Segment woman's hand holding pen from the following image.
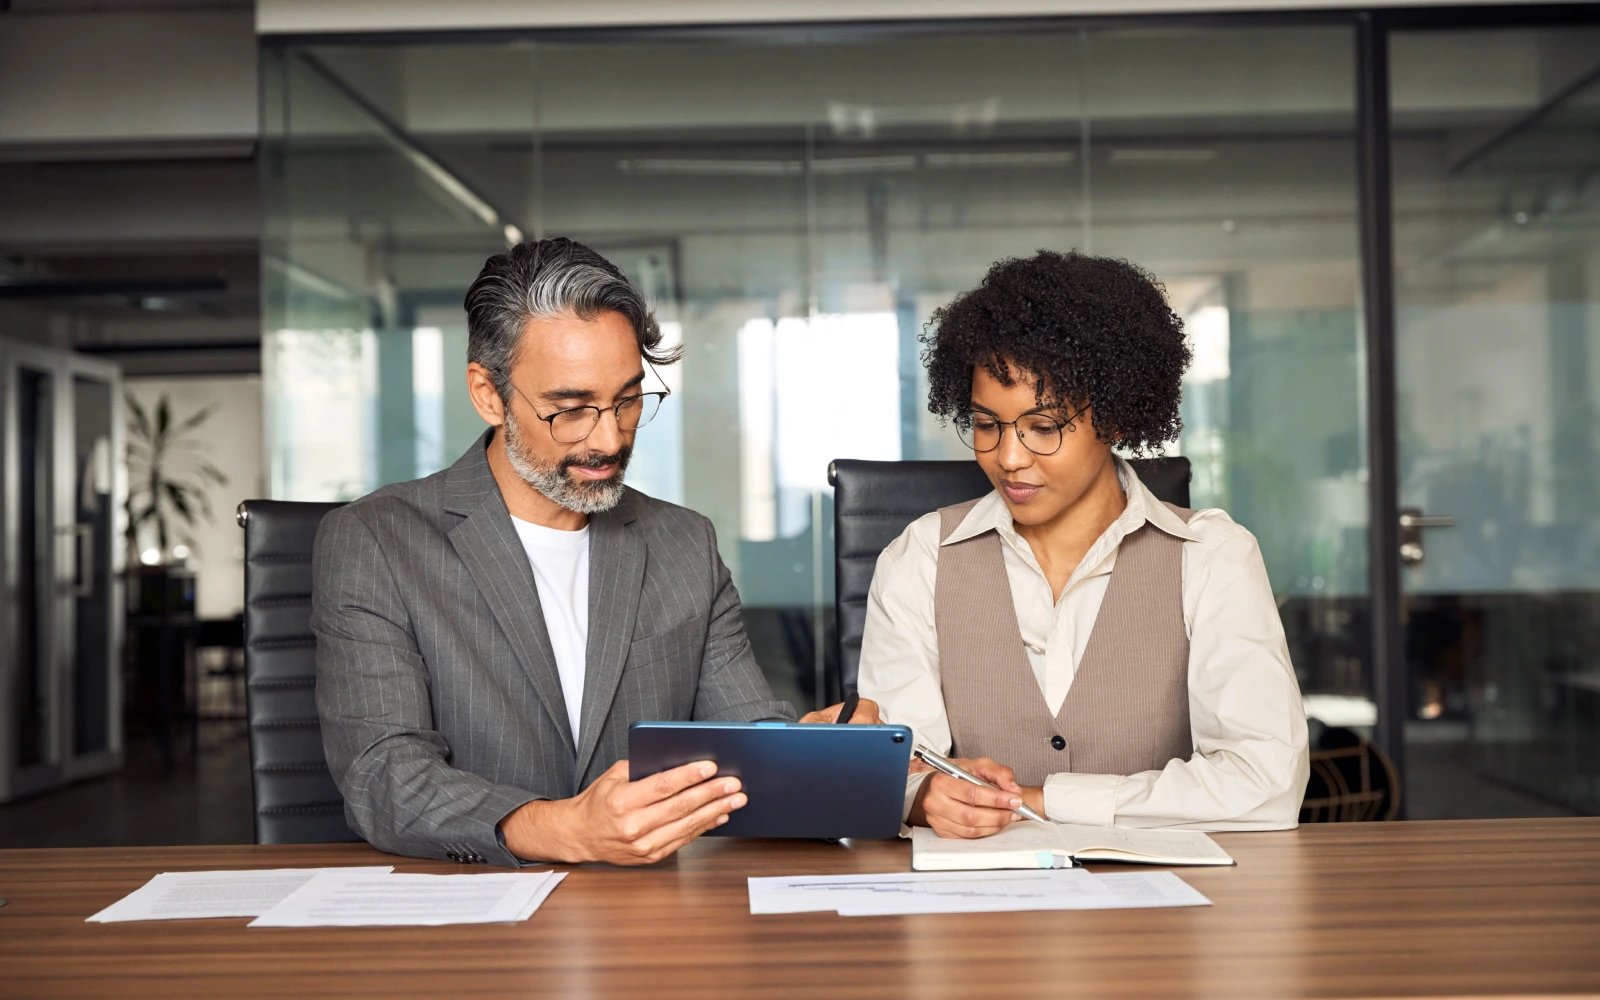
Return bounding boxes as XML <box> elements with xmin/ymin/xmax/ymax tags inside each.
<box><xmin>910</xmin><ymin>756</ymin><xmax>1027</xmax><ymax>839</ymax></box>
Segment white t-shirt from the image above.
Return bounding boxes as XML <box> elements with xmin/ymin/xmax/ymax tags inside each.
<box><xmin>511</xmin><ymin>516</ymin><xmax>590</xmax><ymax>743</ymax></box>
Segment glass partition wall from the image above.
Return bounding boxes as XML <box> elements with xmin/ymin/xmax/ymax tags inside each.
<box><xmin>1390</xmin><ymin>25</ymin><xmax>1600</xmax><ymax>815</ymax></box>
<box><xmin>262</xmin><ymin>24</ymin><xmax>1366</xmax><ymax>724</ymax></box>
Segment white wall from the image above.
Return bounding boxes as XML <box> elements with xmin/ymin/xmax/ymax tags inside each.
<box><xmin>0</xmin><ymin>9</ymin><xmax>256</xmax><ymax>155</ymax></box>
<box><xmin>124</xmin><ymin>375</ymin><xmax>264</xmax><ymax>620</ymax></box>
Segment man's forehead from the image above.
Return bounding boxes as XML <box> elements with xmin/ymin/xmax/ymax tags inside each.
<box><xmin>518</xmin><ymin>309</ymin><xmax>636</xmax><ymax>356</ymax></box>
<box><xmin>513</xmin><ymin>310</ymin><xmax>644</xmax><ymax>394</ymax></box>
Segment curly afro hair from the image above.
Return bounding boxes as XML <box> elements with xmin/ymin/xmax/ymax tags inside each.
<box><xmin>921</xmin><ymin>250</ymin><xmax>1190</xmax><ymax>456</ymax></box>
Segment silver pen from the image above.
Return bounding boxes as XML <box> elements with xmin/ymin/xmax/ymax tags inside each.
<box><xmin>913</xmin><ymin>744</ymin><xmax>1050</xmax><ymax>824</ymax></box>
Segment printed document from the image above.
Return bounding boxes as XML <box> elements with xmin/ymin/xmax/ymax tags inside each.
<box><xmin>749</xmin><ymin>869</ymin><xmax>1211</xmax><ymax>916</ymax></box>
<box><xmin>86</xmin><ymin>867</ymin><xmax>394</xmax><ymax>923</ymax></box>
<box><xmin>1095</xmin><ymin>871</ymin><xmax>1211</xmax><ymax>908</ymax></box>
<box><xmin>248</xmin><ymin>871</ymin><xmax>565</xmax><ymax>927</ymax></box>
<box><xmin>749</xmin><ymin>869</ymin><xmax>1119</xmax><ymax>915</ymax></box>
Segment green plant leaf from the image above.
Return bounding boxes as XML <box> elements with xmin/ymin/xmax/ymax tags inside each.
<box><xmin>126</xmin><ymin>393</ymin><xmax>152</xmax><ymax>441</ymax></box>
<box><xmin>174</xmin><ymin>402</ymin><xmax>219</xmax><ymax>434</ymax></box>
<box><xmin>163</xmin><ymin>481</ymin><xmax>197</xmax><ymax>524</ymax></box>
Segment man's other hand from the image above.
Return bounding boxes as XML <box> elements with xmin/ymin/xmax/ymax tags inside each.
<box><xmin>798</xmin><ymin>697</ymin><xmax>882</xmax><ymax>724</ymax></box>
<box><xmin>500</xmin><ymin>759</ymin><xmax>745</xmax><ymax>864</ymax></box>
<box><xmin>909</xmin><ymin>756</ymin><xmax>1023</xmax><ymax>839</ymax></box>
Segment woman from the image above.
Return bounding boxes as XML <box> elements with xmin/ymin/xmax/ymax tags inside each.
<box><xmin>858</xmin><ymin>250</ymin><xmax>1308</xmax><ymax>838</ymax></box>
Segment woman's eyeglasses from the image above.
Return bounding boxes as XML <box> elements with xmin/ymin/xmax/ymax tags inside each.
<box><xmin>955</xmin><ymin>406</ymin><xmax>1083</xmax><ymax>456</ymax></box>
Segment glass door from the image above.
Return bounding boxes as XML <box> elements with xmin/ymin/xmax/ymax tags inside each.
<box><xmin>2</xmin><ymin>341</ymin><xmax>66</xmax><ymax>801</ymax></box>
<box><xmin>65</xmin><ymin>357</ymin><xmax>124</xmax><ymax>780</ymax></box>
<box><xmin>0</xmin><ymin>341</ymin><xmax>124</xmax><ymax>802</ymax></box>
<box><xmin>1390</xmin><ymin>26</ymin><xmax>1600</xmax><ymax>817</ymax></box>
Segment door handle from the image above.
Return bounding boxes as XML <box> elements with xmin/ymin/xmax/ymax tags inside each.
<box><xmin>1399</xmin><ymin>508</ymin><xmax>1454</xmax><ymax>567</ymax></box>
<box><xmin>1399</xmin><ymin>512</ymin><xmax>1455</xmax><ymax>530</ymax></box>
<box><xmin>72</xmin><ymin>523</ymin><xmax>95</xmax><ymax>598</ymax></box>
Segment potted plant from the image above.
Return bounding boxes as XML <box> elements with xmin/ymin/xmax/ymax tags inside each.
<box><xmin>123</xmin><ymin>393</ymin><xmax>229</xmax><ymax>761</ymax></box>
<box><xmin>124</xmin><ymin>393</ymin><xmax>228</xmax><ymax>569</ymax></box>
<box><xmin>124</xmin><ymin>392</ymin><xmax>228</xmax><ymax>619</ymax></box>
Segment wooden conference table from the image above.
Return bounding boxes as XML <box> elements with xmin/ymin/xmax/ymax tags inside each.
<box><xmin>1</xmin><ymin>818</ymin><xmax>1597</xmax><ymax>999</ymax></box>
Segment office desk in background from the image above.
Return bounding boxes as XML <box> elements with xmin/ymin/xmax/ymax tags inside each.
<box><xmin>1</xmin><ymin>819</ymin><xmax>1597</xmax><ymax>999</ymax></box>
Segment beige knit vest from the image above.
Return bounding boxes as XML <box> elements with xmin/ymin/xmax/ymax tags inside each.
<box><xmin>934</xmin><ymin>499</ymin><xmax>1195</xmax><ymax>785</ymax></box>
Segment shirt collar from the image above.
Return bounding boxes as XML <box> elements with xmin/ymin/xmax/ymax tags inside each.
<box><xmin>1126</xmin><ymin>457</ymin><xmax>1201</xmax><ymax>543</ymax></box>
<box><xmin>940</xmin><ymin>456</ymin><xmax>1199</xmax><ymax>548</ymax></box>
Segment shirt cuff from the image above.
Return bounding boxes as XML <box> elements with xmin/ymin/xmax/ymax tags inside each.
<box><xmin>1043</xmin><ymin>772</ymin><xmax>1124</xmax><ymax>826</ymax></box>
<box><xmin>495</xmin><ymin>823</ymin><xmax>546</xmax><ymax>868</ymax></box>
<box><xmin>491</xmin><ymin>794</ymin><xmax>548</xmax><ymax>867</ymax></box>
<box><xmin>898</xmin><ymin>771</ymin><xmax>933</xmax><ymax>837</ymax></box>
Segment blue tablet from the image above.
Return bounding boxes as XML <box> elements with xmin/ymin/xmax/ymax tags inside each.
<box><xmin>628</xmin><ymin>721</ymin><xmax>913</xmax><ymax>840</ymax></box>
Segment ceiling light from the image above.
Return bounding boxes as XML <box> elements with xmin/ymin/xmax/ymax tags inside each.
<box><xmin>617</xmin><ymin>158</ymin><xmax>802</xmax><ymax>176</ymax></box>
<box><xmin>810</xmin><ymin>156</ymin><xmax>916</xmax><ymax>174</ymax></box>
<box><xmin>924</xmin><ymin>151</ymin><xmax>1076</xmax><ymax>169</ymax></box>
<box><xmin>1110</xmin><ymin>148</ymin><xmax>1218</xmax><ymax>165</ymax></box>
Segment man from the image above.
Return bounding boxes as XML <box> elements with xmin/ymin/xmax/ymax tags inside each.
<box><xmin>314</xmin><ymin>238</ymin><xmax>870</xmax><ymax>867</ymax></box>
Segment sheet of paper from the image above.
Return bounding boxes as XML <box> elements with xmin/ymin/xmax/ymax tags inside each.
<box><xmin>513</xmin><ymin>872</ymin><xmax>567</xmax><ymax>920</ymax></box>
<box><xmin>750</xmin><ymin>870</ymin><xmax>1212</xmax><ymax>916</ymax></box>
<box><xmin>749</xmin><ymin>869</ymin><xmax>1119</xmax><ymax>916</ymax></box>
<box><xmin>86</xmin><ymin>867</ymin><xmax>395</xmax><ymax>923</ymax></box>
<box><xmin>1093</xmin><ymin>871</ymin><xmax>1213</xmax><ymax>908</ymax></box>
<box><xmin>752</xmin><ymin>871</ymin><xmax>1008</xmax><ymax>914</ymax></box>
<box><xmin>836</xmin><ymin>870</ymin><xmax>1124</xmax><ymax>916</ymax></box>
<box><xmin>248</xmin><ymin>871</ymin><xmax>558</xmax><ymax>927</ymax></box>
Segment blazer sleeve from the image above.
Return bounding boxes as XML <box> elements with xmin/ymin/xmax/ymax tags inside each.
<box><xmin>689</xmin><ymin>517</ymin><xmax>797</xmax><ymax>724</ymax></box>
<box><xmin>311</xmin><ymin>505</ymin><xmax>538</xmax><ymax>867</ymax></box>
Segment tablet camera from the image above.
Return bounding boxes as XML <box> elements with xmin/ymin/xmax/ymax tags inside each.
<box><xmin>892</xmin><ymin>733</ymin><xmax>906</xmax><ymax>743</ymax></box>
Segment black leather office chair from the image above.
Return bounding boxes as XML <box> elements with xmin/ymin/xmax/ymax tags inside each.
<box><xmin>829</xmin><ymin>457</ymin><xmax>1192</xmax><ymax>699</ymax></box>
<box><xmin>237</xmin><ymin>499</ymin><xmax>361</xmax><ymax>845</ymax></box>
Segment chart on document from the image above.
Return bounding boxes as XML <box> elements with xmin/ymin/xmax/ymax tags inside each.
<box><xmin>749</xmin><ymin>869</ymin><xmax>1121</xmax><ymax>915</ymax></box>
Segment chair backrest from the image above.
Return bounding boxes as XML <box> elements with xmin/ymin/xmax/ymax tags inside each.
<box><xmin>1300</xmin><ymin>722</ymin><xmax>1402</xmax><ymax>822</ymax></box>
<box><xmin>238</xmin><ymin>499</ymin><xmax>360</xmax><ymax>845</ymax></box>
<box><xmin>829</xmin><ymin>456</ymin><xmax>1191</xmax><ymax>697</ymax></box>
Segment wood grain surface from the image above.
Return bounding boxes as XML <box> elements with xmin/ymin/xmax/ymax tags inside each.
<box><xmin>1</xmin><ymin>818</ymin><xmax>1597</xmax><ymax>999</ymax></box>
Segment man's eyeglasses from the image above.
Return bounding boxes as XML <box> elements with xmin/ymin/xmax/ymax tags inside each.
<box><xmin>955</xmin><ymin>406</ymin><xmax>1082</xmax><ymax>457</ymax></box>
<box><xmin>513</xmin><ymin>384</ymin><xmax>670</xmax><ymax>444</ymax></box>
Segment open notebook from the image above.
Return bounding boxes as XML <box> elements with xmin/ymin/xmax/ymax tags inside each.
<box><xmin>911</xmin><ymin>821</ymin><xmax>1235</xmax><ymax>871</ymax></box>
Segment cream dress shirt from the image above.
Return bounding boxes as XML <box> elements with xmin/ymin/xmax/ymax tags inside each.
<box><xmin>857</xmin><ymin>458</ymin><xmax>1309</xmax><ymax>831</ymax></box>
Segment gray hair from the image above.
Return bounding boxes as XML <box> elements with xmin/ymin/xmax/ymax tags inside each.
<box><xmin>464</xmin><ymin>237</ymin><xmax>680</xmax><ymax>402</ymax></box>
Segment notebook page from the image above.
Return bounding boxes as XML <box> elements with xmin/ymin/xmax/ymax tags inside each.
<box><xmin>910</xmin><ymin>821</ymin><xmax>1073</xmax><ymax>870</ymax></box>
<box><xmin>1054</xmin><ymin>825</ymin><xmax>1233</xmax><ymax>864</ymax></box>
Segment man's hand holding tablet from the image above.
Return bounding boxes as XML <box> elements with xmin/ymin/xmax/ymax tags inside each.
<box><xmin>500</xmin><ymin>698</ymin><xmax>883</xmax><ymax>864</ymax></box>
<box><xmin>499</xmin><ymin>758</ymin><xmax>746</xmax><ymax>865</ymax></box>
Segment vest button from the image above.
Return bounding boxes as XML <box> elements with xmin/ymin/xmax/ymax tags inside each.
<box><xmin>1050</xmin><ymin>735</ymin><xmax>1066</xmax><ymax>751</ymax></box>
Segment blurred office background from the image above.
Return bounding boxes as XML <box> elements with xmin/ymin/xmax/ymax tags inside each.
<box><xmin>0</xmin><ymin>0</ymin><xmax>1595</xmax><ymax>845</ymax></box>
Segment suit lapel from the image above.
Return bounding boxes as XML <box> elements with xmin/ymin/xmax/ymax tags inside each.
<box><xmin>443</xmin><ymin>432</ymin><xmax>576</xmax><ymax>761</ymax></box>
<box><xmin>573</xmin><ymin>493</ymin><xmax>645</xmax><ymax>781</ymax></box>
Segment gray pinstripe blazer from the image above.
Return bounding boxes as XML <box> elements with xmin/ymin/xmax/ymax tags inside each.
<box><xmin>312</xmin><ymin>430</ymin><xmax>794</xmax><ymax>866</ymax></box>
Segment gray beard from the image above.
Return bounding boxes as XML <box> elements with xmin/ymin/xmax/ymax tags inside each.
<box><xmin>502</xmin><ymin>410</ymin><xmax>629</xmax><ymax>515</ymax></box>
